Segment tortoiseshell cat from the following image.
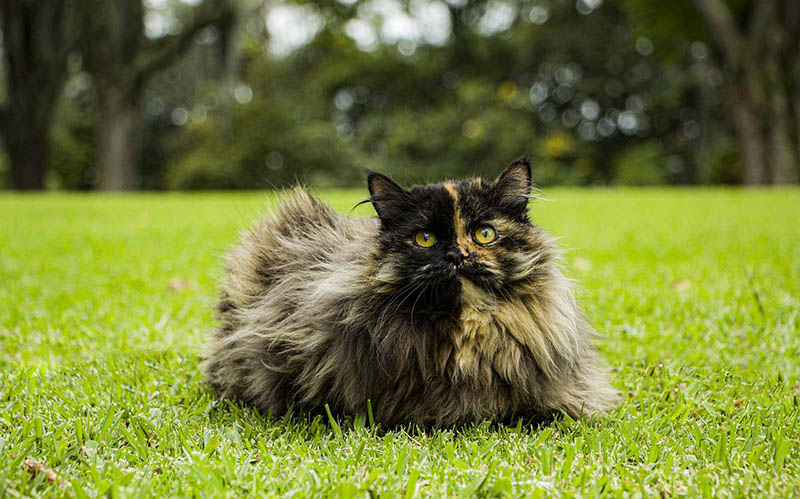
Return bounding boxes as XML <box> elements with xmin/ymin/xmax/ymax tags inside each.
<box><xmin>204</xmin><ymin>160</ymin><xmax>617</xmax><ymax>426</ymax></box>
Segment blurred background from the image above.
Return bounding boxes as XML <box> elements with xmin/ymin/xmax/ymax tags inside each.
<box><xmin>1</xmin><ymin>0</ymin><xmax>798</xmax><ymax>191</ymax></box>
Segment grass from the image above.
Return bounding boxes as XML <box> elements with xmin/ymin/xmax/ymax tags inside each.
<box><xmin>1</xmin><ymin>187</ymin><xmax>799</xmax><ymax>497</ymax></box>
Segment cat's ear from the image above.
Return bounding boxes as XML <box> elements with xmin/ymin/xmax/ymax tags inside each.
<box><xmin>367</xmin><ymin>171</ymin><xmax>407</xmax><ymax>221</ymax></box>
<box><xmin>493</xmin><ymin>158</ymin><xmax>532</xmax><ymax>213</ymax></box>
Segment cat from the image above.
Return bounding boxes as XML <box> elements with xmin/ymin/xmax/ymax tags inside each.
<box><xmin>203</xmin><ymin>159</ymin><xmax>617</xmax><ymax>426</ymax></box>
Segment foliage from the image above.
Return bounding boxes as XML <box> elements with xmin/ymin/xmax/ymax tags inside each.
<box><xmin>620</xmin><ymin>0</ymin><xmax>707</xmax><ymax>62</ymax></box>
<box><xmin>49</xmin><ymin>83</ymin><xmax>97</xmax><ymax>190</ymax></box>
<box><xmin>613</xmin><ymin>140</ymin><xmax>668</xmax><ymax>186</ymax></box>
<box><xmin>168</xmin><ymin>1</ymin><xmax>685</xmax><ymax>188</ymax></box>
<box><xmin>164</xmin><ymin>56</ymin><xmax>368</xmax><ymax>189</ymax></box>
<box><xmin>10</xmin><ymin>0</ymin><xmax>742</xmax><ymax>190</ymax></box>
<box><xmin>705</xmin><ymin>139</ymin><xmax>741</xmax><ymax>185</ymax></box>
<box><xmin>1</xmin><ymin>189</ymin><xmax>799</xmax><ymax>495</ymax></box>
<box><xmin>621</xmin><ymin>0</ymin><xmax>800</xmax><ymax>185</ymax></box>
<box><xmin>3</xmin><ymin>0</ymin><xmax>798</xmax><ymax>188</ymax></box>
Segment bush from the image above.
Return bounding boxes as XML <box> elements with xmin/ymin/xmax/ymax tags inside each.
<box><xmin>613</xmin><ymin>140</ymin><xmax>668</xmax><ymax>186</ymax></box>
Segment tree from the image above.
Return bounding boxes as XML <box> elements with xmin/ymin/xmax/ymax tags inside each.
<box><xmin>167</xmin><ymin>0</ymin><xmax>706</xmax><ymax>188</ymax></box>
<box><xmin>0</xmin><ymin>0</ymin><xmax>79</xmax><ymax>190</ymax></box>
<box><xmin>692</xmin><ymin>0</ymin><xmax>787</xmax><ymax>184</ymax></box>
<box><xmin>77</xmin><ymin>0</ymin><xmax>234</xmax><ymax>190</ymax></box>
<box><xmin>628</xmin><ymin>0</ymin><xmax>800</xmax><ymax>185</ymax></box>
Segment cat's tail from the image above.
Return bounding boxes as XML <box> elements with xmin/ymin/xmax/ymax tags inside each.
<box><xmin>270</xmin><ymin>186</ymin><xmax>340</xmax><ymax>234</ymax></box>
<box><xmin>212</xmin><ymin>186</ymin><xmax>337</xmax><ymax>329</ymax></box>
<box><xmin>203</xmin><ymin>186</ymin><xmax>342</xmax><ymax>411</ymax></box>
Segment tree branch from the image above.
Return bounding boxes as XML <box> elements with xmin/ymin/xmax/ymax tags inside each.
<box><xmin>130</xmin><ymin>0</ymin><xmax>235</xmax><ymax>84</ymax></box>
<box><xmin>747</xmin><ymin>0</ymin><xmax>775</xmax><ymax>59</ymax></box>
<box><xmin>691</xmin><ymin>0</ymin><xmax>744</xmax><ymax>69</ymax></box>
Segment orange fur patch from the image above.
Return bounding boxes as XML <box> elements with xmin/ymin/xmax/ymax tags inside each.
<box><xmin>443</xmin><ymin>181</ymin><xmax>476</xmax><ymax>254</ymax></box>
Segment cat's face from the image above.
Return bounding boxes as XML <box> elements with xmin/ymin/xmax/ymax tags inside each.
<box><xmin>368</xmin><ymin>160</ymin><xmax>543</xmax><ymax>318</ymax></box>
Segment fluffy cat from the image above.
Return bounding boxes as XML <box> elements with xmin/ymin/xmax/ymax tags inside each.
<box><xmin>203</xmin><ymin>159</ymin><xmax>617</xmax><ymax>426</ymax></box>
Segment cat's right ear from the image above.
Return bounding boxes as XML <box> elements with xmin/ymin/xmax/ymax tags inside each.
<box><xmin>493</xmin><ymin>158</ymin><xmax>532</xmax><ymax>214</ymax></box>
<box><xmin>367</xmin><ymin>171</ymin><xmax>406</xmax><ymax>222</ymax></box>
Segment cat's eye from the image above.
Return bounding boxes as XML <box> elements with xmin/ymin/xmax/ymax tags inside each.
<box><xmin>414</xmin><ymin>230</ymin><xmax>437</xmax><ymax>248</ymax></box>
<box><xmin>473</xmin><ymin>225</ymin><xmax>497</xmax><ymax>245</ymax></box>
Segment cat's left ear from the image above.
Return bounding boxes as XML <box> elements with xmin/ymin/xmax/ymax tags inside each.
<box><xmin>493</xmin><ymin>158</ymin><xmax>532</xmax><ymax>213</ymax></box>
<box><xmin>367</xmin><ymin>171</ymin><xmax>407</xmax><ymax>222</ymax></box>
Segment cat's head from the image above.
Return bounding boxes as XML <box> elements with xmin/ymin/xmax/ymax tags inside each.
<box><xmin>366</xmin><ymin>159</ymin><xmax>549</xmax><ymax>317</ymax></box>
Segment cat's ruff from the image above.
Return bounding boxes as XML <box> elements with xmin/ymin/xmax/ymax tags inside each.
<box><xmin>203</xmin><ymin>160</ymin><xmax>617</xmax><ymax>426</ymax></box>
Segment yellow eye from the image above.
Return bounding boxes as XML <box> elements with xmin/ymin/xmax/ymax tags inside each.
<box><xmin>474</xmin><ymin>225</ymin><xmax>497</xmax><ymax>245</ymax></box>
<box><xmin>414</xmin><ymin>230</ymin><xmax>437</xmax><ymax>247</ymax></box>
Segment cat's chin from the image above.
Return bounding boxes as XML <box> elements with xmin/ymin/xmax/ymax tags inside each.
<box><xmin>454</xmin><ymin>265</ymin><xmax>498</xmax><ymax>293</ymax></box>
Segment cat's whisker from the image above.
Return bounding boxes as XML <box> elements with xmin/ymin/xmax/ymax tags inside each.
<box><xmin>408</xmin><ymin>281</ymin><xmax>432</xmax><ymax>336</ymax></box>
<box><xmin>378</xmin><ymin>283</ymin><xmax>416</xmax><ymax>322</ymax></box>
<box><xmin>377</xmin><ymin>278</ymin><xmax>427</xmax><ymax>331</ymax></box>
<box><xmin>376</xmin><ymin>281</ymin><xmax>428</xmax><ymax>351</ymax></box>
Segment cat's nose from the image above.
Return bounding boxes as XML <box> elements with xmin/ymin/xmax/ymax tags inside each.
<box><xmin>445</xmin><ymin>248</ymin><xmax>467</xmax><ymax>265</ymax></box>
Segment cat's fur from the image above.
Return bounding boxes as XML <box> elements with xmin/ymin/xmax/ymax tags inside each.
<box><xmin>203</xmin><ymin>160</ymin><xmax>617</xmax><ymax>426</ymax></box>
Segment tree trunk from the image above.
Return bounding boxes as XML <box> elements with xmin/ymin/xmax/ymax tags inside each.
<box><xmin>692</xmin><ymin>0</ymin><xmax>772</xmax><ymax>185</ymax></box>
<box><xmin>730</xmin><ymin>81</ymin><xmax>767</xmax><ymax>185</ymax></box>
<box><xmin>767</xmin><ymin>107</ymin><xmax>797</xmax><ymax>185</ymax></box>
<box><xmin>4</xmin><ymin>125</ymin><xmax>49</xmax><ymax>190</ymax></box>
<box><xmin>77</xmin><ymin>0</ymin><xmax>235</xmax><ymax>191</ymax></box>
<box><xmin>1</xmin><ymin>0</ymin><xmax>77</xmax><ymax>190</ymax></box>
<box><xmin>790</xmin><ymin>0</ymin><xmax>800</xmax><ymax>184</ymax></box>
<box><xmin>794</xmin><ymin>61</ymin><xmax>800</xmax><ymax>183</ymax></box>
<box><xmin>96</xmin><ymin>88</ymin><xmax>140</xmax><ymax>190</ymax></box>
<box><xmin>763</xmin><ymin>16</ymin><xmax>799</xmax><ymax>185</ymax></box>
<box><xmin>766</xmin><ymin>78</ymin><xmax>798</xmax><ymax>185</ymax></box>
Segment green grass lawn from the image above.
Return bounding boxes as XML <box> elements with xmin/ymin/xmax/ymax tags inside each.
<box><xmin>1</xmin><ymin>188</ymin><xmax>799</xmax><ymax>497</ymax></box>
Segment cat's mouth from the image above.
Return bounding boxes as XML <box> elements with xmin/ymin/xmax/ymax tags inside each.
<box><xmin>454</xmin><ymin>263</ymin><xmax>494</xmax><ymax>284</ymax></box>
<box><xmin>422</xmin><ymin>262</ymin><xmax>496</xmax><ymax>292</ymax></box>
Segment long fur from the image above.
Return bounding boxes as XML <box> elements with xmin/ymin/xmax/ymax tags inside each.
<box><xmin>204</xmin><ymin>162</ymin><xmax>617</xmax><ymax>426</ymax></box>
